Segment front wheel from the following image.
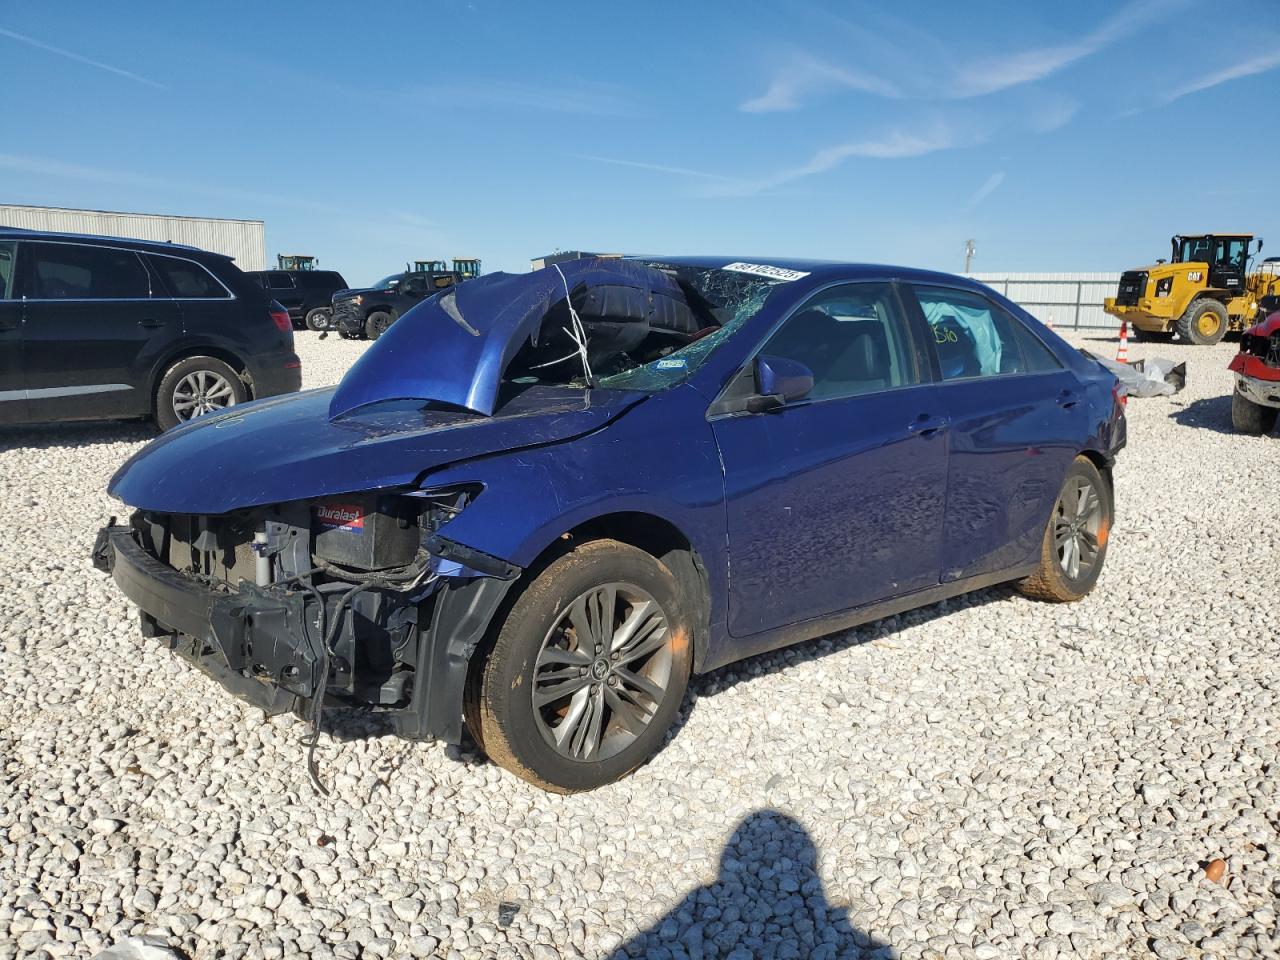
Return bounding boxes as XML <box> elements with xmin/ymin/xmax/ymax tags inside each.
<box><xmin>467</xmin><ymin>540</ymin><xmax>692</xmax><ymax>792</ymax></box>
<box><xmin>1176</xmin><ymin>299</ymin><xmax>1229</xmax><ymax>345</ymax></box>
<box><xmin>155</xmin><ymin>356</ymin><xmax>247</xmax><ymax>431</ymax></box>
<box><xmin>1018</xmin><ymin>456</ymin><xmax>1113</xmax><ymax>602</ymax></box>
<box><xmin>1232</xmin><ymin>390</ymin><xmax>1278</xmax><ymax>435</ymax></box>
<box><xmin>304</xmin><ymin>307</ymin><xmax>332</xmax><ymax>331</ymax></box>
<box><xmin>365</xmin><ymin>311</ymin><xmax>394</xmax><ymax>340</ymax></box>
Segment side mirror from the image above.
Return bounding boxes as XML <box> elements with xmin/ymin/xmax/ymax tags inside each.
<box><xmin>1255</xmin><ymin>238</ymin><xmax>1265</xmax><ymax>253</ymax></box>
<box><xmin>749</xmin><ymin>355</ymin><xmax>813</xmax><ymax>412</ymax></box>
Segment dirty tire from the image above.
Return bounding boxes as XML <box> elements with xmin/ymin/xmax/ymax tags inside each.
<box><xmin>1175</xmin><ymin>299</ymin><xmax>1229</xmax><ymax>345</ymax></box>
<box><xmin>1018</xmin><ymin>456</ymin><xmax>1113</xmax><ymax>603</ymax></box>
<box><xmin>155</xmin><ymin>356</ymin><xmax>246</xmax><ymax>431</ymax></box>
<box><xmin>365</xmin><ymin>311</ymin><xmax>394</xmax><ymax>340</ymax></box>
<box><xmin>1231</xmin><ymin>390</ymin><xmax>1278</xmax><ymax>435</ymax></box>
<box><xmin>304</xmin><ymin>307</ymin><xmax>332</xmax><ymax>331</ymax></box>
<box><xmin>467</xmin><ymin>539</ymin><xmax>692</xmax><ymax>793</ymax></box>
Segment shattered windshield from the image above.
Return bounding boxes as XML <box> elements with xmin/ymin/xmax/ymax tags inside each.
<box><xmin>506</xmin><ymin>261</ymin><xmax>777</xmax><ymax>393</ymax></box>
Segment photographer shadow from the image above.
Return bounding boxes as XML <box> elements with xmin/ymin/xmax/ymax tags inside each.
<box><xmin>614</xmin><ymin>810</ymin><xmax>891</xmax><ymax>960</ymax></box>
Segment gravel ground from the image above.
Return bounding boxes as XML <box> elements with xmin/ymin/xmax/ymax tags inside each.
<box><xmin>1</xmin><ymin>329</ymin><xmax>1277</xmax><ymax>960</ymax></box>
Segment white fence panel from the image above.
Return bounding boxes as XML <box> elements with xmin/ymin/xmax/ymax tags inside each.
<box><xmin>970</xmin><ymin>272</ymin><xmax>1122</xmax><ymax>330</ymax></box>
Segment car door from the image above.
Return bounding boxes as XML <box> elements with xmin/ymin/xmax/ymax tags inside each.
<box><xmin>0</xmin><ymin>240</ymin><xmax>25</xmax><ymax>423</ymax></box>
<box><xmin>21</xmin><ymin>240</ymin><xmax>182</xmax><ymax>421</ymax></box>
<box><xmin>265</xmin><ymin>272</ymin><xmax>303</xmax><ymax>319</ymax></box>
<box><xmin>903</xmin><ymin>283</ymin><xmax>1088</xmax><ymax>582</ymax></box>
<box><xmin>710</xmin><ymin>281</ymin><xmax>949</xmax><ymax>638</ymax></box>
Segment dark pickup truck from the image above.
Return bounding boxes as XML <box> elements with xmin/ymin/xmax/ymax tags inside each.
<box><xmin>246</xmin><ymin>269</ymin><xmax>349</xmax><ymax>331</ymax></box>
<box><xmin>331</xmin><ymin>269</ymin><xmax>459</xmax><ymax>340</ymax></box>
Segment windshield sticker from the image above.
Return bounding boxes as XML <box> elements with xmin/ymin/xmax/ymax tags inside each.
<box><xmin>722</xmin><ymin>262</ymin><xmax>811</xmax><ymax>282</ymax></box>
<box><xmin>655</xmin><ymin>356</ymin><xmax>688</xmax><ymax>370</ymax></box>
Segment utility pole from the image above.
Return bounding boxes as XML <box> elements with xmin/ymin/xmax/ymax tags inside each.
<box><xmin>964</xmin><ymin>239</ymin><xmax>976</xmax><ymax>274</ymax></box>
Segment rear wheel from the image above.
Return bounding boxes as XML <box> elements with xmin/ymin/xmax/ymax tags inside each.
<box><xmin>1231</xmin><ymin>390</ymin><xmax>1278</xmax><ymax>435</ymax></box>
<box><xmin>304</xmin><ymin>307</ymin><xmax>332</xmax><ymax>331</ymax></box>
<box><xmin>155</xmin><ymin>356</ymin><xmax>246</xmax><ymax>431</ymax></box>
<box><xmin>1176</xmin><ymin>299</ymin><xmax>1229</xmax><ymax>345</ymax></box>
<box><xmin>365</xmin><ymin>311</ymin><xmax>394</xmax><ymax>340</ymax></box>
<box><xmin>467</xmin><ymin>540</ymin><xmax>692</xmax><ymax>792</ymax></box>
<box><xmin>1018</xmin><ymin>456</ymin><xmax>1112</xmax><ymax>602</ymax></box>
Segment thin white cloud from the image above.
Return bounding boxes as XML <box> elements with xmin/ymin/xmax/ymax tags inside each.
<box><xmin>414</xmin><ymin>79</ymin><xmax>626</xmax><ymax>115</ymax></box>
<box><xmin>963</xmin><ymin>171</ymin><xmax>1006</xmax><ymax>211</ymax></box>
<box><xmin>1159</xmin><ymin>48</ymin><xmax>1280</xmax><ymax>105</ymax></box>
<box><xmin>946</xmin><ymin>0</ymin><xmax>1181</xmax><ymax>98</ymax></box>
<box><xmin>706</xmin><ymin>121</ymin><xmax>978</xmax><ymax>197</ymax></box>
<box><xmin>0</xmin><ymin>153</ymin><xmax>347</xmax><ymax>216</ymax></box>
<box><xmin>741</xmin><ymin>0</ymin><xmax>1187</xmax><ymax>110</ymax></box>
<box><xmin>1027</xmin><ymin>97</ymin><xmax>1080</xmax><ymax>133</ymax></box>
<box><xmin>578</xmin><ymin>121</ymin><xmax>979</xmax><ymax>198</ymax></box>
<box><xmin>574</xmin><ymin>154</ymin><xmax>747</xmax><ymax>184</ymax></box>
<box><xmin>740</xmin><ymin>51</ymin><xmax>900</xmax><ymax>112</ymax></box>
<box><xmin>0</xmin><ymin>28</ymin><xmax>165</xmax><ymax>89</ymax></box>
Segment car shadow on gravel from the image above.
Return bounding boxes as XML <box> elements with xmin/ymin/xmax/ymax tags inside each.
<box><xmin>1168</xmin><ymin>395</ymin><xmax>1239</xmax><ymax>435</ymax></box>
<box><xmin>615</xmin><ymin>809</ymin><xmax>890</xmax><ymax>959</ymax></box>
<box><xmin>0</xmin><ymin>420</ymin><xmax>156</xmax><ymax>450</ymax></box>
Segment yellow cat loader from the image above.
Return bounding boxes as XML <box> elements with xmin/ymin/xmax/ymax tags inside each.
<box><xmin>1103</xmin><ymin>234</ymin><xmax>1277</xmax><ymax>344</ymax></box>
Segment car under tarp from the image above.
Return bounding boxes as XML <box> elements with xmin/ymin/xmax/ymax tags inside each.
<box><xmin>328</xmin><ymin>257</ymin><xmax>700</xmax><ymax>419</ymax></box>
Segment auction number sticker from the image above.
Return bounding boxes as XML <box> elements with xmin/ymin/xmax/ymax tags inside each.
<box><xmin>723</xmin><ymin>262</ymin><xmax>811</xmax><ymax>282</ymax></box>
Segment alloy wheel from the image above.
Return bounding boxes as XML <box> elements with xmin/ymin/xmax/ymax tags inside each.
<box><xmin>1053</xmin><ymin>475</ymin><xmax>1104</xmax><ymax>581</ymax></box>
<box><xmin>532</xmin><ymin>583</ymin><xmax>673</xmax><ymax>762</ymax></box>
<box><xmin>172</xmin><ymin>369</ymin><xmax>238</xmax><ymax>421</ymax></box>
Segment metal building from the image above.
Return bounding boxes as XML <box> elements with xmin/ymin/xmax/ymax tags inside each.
<box><xmin>0</xmin><ymin>204</ymin><xmax>266</xmax><ymax>271</ymax></box>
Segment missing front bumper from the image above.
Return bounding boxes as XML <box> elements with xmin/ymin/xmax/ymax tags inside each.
<box><xmin>93</xmin><ymin>524</ymin><xmax>518</xmax><ymax>742</ymax></box>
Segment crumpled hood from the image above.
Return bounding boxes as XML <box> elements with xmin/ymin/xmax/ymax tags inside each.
<box><xmin>109</xmin><ymin>385</ymin><xmax>644</xmax><ymax>515</ymax></box>
<box><xmin>327</xmin><ymin>258</ymin><xmax>685</xmax><ymax>418</ymax></box>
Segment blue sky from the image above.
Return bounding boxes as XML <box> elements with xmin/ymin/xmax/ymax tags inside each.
<box><xmin>3</xmin><ymin>1</ymin><xmax>1280</xmax><ymax>285</ymax></box>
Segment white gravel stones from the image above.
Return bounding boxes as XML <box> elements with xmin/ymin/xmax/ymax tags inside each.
<box><xmin>1</xmin><ymin>330</ymin><xmax>1278</xmax><ymax>959</ymax></box>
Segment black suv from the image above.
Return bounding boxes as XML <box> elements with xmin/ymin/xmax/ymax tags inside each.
<box><xmin>331</xmin><ymin>269</ymin><xmax>458</xmax><ymax>340</ymax></box>
<box><xmin>0</xmin><ymin>229</ymin><xmax>301</xmax><ymax>430</ymax></box>
<box><xmin>245</xmin><ymin>269</ymin><xmax>349</xmax><ymax>331</ymax></box>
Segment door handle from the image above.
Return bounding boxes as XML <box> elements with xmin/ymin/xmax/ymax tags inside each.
<box><xmin>1057</xmin><ymin>391</ymin><xmax>1079</xmax><ymax>409</ymax></box>
<box><xmin>137</xmin><ymin>319</ymin><xmax>169</xmax><ymax>329</ymax></box>
<box><xmin>909</xmin><ymin>414</ymin><xmax>948</xmax><ymax>438</ymax></box>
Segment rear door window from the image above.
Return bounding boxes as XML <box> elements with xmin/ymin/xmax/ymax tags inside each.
<box><xmin>27</xmin><ymin>242</ymin><xmax>152</xmax><ymax>299</ymax></box>
<box><xmin>266</xmin><ymin>272</ymin><xmax>296</xmax><ymax>290</ymax></box>
<box><xmin>911</xmin><ymin>285</ymin><xmax>1061</xmax><ymax>380</ymax></box>
<box><xmin>147</xmin><ymin>255</ymin><xmax>230</xmax><ymax>299</ymax></box>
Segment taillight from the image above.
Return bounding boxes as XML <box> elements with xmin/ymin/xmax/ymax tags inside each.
<box><xmin>270</xmin><ymin>307</ymin><xmax>291</xmax><ymax>333</ymax></box>
<box><xmin>1112</xmin><ymin>382</ymin><xmax>1128</xmax><ymax>408</ymax></box>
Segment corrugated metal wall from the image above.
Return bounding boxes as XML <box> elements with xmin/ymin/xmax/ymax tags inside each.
<box><xmin>0</xmin><ymin>204</ymin><xmax>266</xmax><ymax>270</ymax></box>
<box><xmin>970</xmin><ymin>272</ymin><xmax>1122</xmax><ymax>330</ymax></box>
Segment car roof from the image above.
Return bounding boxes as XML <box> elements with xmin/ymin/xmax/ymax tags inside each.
<box><xmin>0</xmin><ymin>226</ymin><xmax>229</xmax><ymax>259</ymax></box>
<box><xmin>629</xmin><ymin>255</ymin><xmax>989</xmax><ymax>289</ymax></box>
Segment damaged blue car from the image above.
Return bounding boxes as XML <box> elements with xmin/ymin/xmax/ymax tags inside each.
<box><xmin>94</xmin><ymin>257</ymin><xmax>1126</xmax><ymax>792</ymax></box>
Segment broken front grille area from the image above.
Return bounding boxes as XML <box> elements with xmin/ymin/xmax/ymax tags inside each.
<box><xmin>130</xmin><ymin>506</ymin><xmax>434</xmax><ymax>709</ymax></box>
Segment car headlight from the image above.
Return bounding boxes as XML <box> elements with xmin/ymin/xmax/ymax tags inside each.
<box><xmin>1155</xmin><ymin>277</ymin><xmax>1172</xmax><ymax>297</ymax></box>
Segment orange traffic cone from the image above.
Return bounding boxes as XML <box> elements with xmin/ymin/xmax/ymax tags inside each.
<box><xmin>1116</xmin><ymin>319</ymin><xmax>1129</xmax><ymax>364</ymax></box>
<box><xmin>1046</xmin><ymin>313</ymin><xmax>1054</xmax><ymax>330</ymax></box>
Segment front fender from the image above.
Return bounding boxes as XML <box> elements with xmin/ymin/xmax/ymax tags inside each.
<box><xmin>420</xmin><ymin>384</ymin><xmax>729</xmax><ymax>624</ymax></box>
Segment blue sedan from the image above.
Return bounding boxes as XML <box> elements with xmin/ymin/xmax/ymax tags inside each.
<box><xmin>95</xmin><ymin>256</ymin><xmax>1126</xmax><ymax>792</ymax></box>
